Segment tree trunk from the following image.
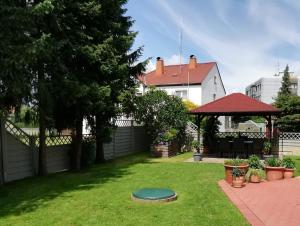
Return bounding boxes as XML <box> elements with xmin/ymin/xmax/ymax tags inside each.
<box><xmin>38</xmin><ymin>107</ymin><xmax>47</xmax><ymax>176</ymax></box>
<box><xmin>95</xmin><ymin>114</ymin><xmax>105</xmax><ymax>163</ymax></box>
<box><xmin>72</xmin><ymin>117</ymin><xmax>83</xmax><ymax>170</ymax></box>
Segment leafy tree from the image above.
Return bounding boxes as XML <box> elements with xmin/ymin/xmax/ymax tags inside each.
<box><xmin>134</xmin><ymin>88</ymin><xmax>189</xmax><ymax>145</ymax></box>
<box><xmin>182</xmin><ymin>100</ymin><xmax>198</xmax><ymax>111</ymax></box>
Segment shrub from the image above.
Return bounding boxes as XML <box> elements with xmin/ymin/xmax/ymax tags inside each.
<box><xmin>245</xmin><ymin>168</ymin><xmax>265</xmax><ymax>181</ymax></box>
<box><xmin>232</xmin><ymin>167</ymin><xmax>243</xmax><ymax>177</ymax></box>
<box><xmin>264</xmin><ymin>157</ymin><xmax>282</xmax><ymax>167</ymax></box>
<box><xmin>134</xmin><ymin>88</ymin><xmax>189</xmax><ymax>146</ymax></box>
<box><xmin>262</xmin><ymin>141</ymin><xmax>272</xmax><ymax>155</ymax></box>
<box><xmin>224</xmin><ymin>158</ymin><xmax>248</xmax><ymax>166</ymax></box>
<box><xmin>248</xmin><ymin>155</ymin><xmax>262</xmax><ymax>169</ymax></box>
<box><xmin>282</xmin><ymin>157</ymin><xmax>296</xmax><ymax>169</ymax></box>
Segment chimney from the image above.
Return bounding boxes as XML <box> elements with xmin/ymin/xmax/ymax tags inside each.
<box><xmin>189</xmin><ymin>55</ymin><xmax>197</xmax><ymax>69</ymax></box>
<box><xmin>156</xmin><ymin>57</ymin><xmax>164</xmax><ymax>75</ymax></box>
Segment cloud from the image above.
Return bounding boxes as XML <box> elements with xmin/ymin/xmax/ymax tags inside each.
<box><xmin>145</xmin><ymin>60</ymin><xmax>155</xmax><ymax>73</ymax></box>
<box><xmin>164</xmin><ymin>54</ymin><xmax>185</xmax><ymax>65</ymax></box>
<box><xmin>155</xmin><ymin>0</ymin><xmax>300</xmax><ymax>93</ymax></box>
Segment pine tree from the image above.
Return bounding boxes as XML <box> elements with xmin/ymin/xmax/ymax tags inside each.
<box><xmin>278</xmin><ymin>65</ymin><xmax>291</xmax><ymax>96</ymax></box>
<box><xmin>275</xmin><ymin>65</ymin><xmax>300</xmax><ymax>131</ymax></box>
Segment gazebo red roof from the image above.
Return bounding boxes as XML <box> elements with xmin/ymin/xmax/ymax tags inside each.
<box><xmin>190</xmin><ymin>93</ymin><xmax>280</xmax><ymax>116</ymax></box>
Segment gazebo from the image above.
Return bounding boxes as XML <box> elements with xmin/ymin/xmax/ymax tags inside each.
<box><xmin>189</xmin><ymin>93</ymin><xmax>281</xmax><ymax>157</ymax></box>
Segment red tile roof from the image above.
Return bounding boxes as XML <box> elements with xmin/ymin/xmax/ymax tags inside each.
<box><xmin>190</xmin><ymin>93</ymin><xmax>280</xmax><ymax>115</ymax></box>
<box><xmin>138</xmin><ymin>62</ymin><xmax>215</xmax><ymax>86</ymax></box>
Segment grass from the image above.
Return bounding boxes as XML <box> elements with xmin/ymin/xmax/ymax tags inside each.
<box><xmin>0</xmin><ymin>152</ymin><xmax>249</xmax><ymax>226</ymax></box>
<box><xmin>288</xmin><ymin>156</ymin><xmax>300</xmax><ymax>176</ymax></box>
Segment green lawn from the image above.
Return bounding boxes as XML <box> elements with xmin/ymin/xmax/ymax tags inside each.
<box><xmin>0</xmin><ymin>152</ymin><xmax>249</xmax><ymax>226</ymax></box>
<box><xmin>289</xmin><ymin>156</ymin><xmax>300</xmax><ymax>176</ymax></box>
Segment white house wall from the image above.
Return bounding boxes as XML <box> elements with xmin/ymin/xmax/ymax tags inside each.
<box><xmin>144</xmin><ymin>85</ymin><xmax>202</xmax><ymax>106</ymax></box>
<box><xmin>201</xmin><ymin>64</ymin><xmax>226</xmax><ymax>104</ymax></box>
<box><xmin>201</xmin><ymin>65</ymin><xmax>227</xmax><ymax>132</ymax></box>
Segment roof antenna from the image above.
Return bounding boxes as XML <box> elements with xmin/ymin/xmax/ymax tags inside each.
<box><xmin>179</xmin><ymin>17</ymin><xmax>183</xmax><ymax>73</ymax></box>
<box><xmin>274</xmin><ymin>59</ymin><xmax>280</xmax><ymax>76</ymax></box>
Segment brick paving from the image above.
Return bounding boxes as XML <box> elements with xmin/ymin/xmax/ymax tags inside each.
<box><xmin>219</xmin><ymin>178</ymin><xmax>300</xmax><ymax>226</ymax></box>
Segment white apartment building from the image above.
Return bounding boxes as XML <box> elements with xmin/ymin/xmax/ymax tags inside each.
<box><xmin>245</xmin><ymin>75</ymin><xmax>300</xmax><ymax>104</ymax></box>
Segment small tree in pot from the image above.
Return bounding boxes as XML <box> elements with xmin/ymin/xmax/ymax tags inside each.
<box><xmin>232</xmin><ymin>167</ymin><xmax>244</xmax><ymax>188</ymax></box>
<box><xmin>245</xmin><ymin>155</ymin><xmax>265</xmax><ymax>183</ymax></box>
<box><xmin>224</xmin><ymin>159</ymin><xmax>248</xmax><ymax>184</ymax></box>
<box><xmin>192</xmin><ymin>140</ymin><xmax>202</xmax><ymax>161</ymax></box>
<box><xmin>282</xmin><ymin>157</ymin><xmax>296</xmax><ymax>179</ymax></box>
<box><xmin>262</xmin><ymin>140</ymin><xmax>272</xmax><ymax>160</ymax></box>
<box><xmin>264</xmin><ymin>157</ymin><xmax>284</xmax><ymax>181</ymax></box>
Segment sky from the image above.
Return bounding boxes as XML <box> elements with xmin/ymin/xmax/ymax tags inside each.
<box><xmin>126</xmin><ymin>0</ymin><xmax>300</xmax><ymax>93</ymax></box>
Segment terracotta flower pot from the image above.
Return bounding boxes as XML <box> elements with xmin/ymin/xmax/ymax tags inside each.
<box><xmin>250</xmin><ymin>175</ymin><xmax>260</xmax><ymax>183</ymax></box>
<box><xmin>224</xmin><ymin>165</ymin><xmax>249</xmax><ymax>184</ymax></box>
<box><xmin>284</xmin><ymin>168</ymin><xmax>295</xmax><ymax>179</ymax></box>
<box><xmin>232</xmin><ymin>178</ymin><xmax>243</xmax><ymax>188</ymax></box>
<box><xmin>265</xmin><ymin>166</ymin><xmax>284</xmax><ymax>181</ymax></box>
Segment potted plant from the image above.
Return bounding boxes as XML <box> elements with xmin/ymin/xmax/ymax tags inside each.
<box><xmin>264</xmin><ymin>157</ymin><xmax>284</xmax><ymax>181</ymax></box>
<box><xmin>282</xmin><ymin>157</ymin><xmax>296</xmax><ymax>179</ymax></box>
<box><xmin>232</xmin><ymin>167</ymin><xmax>244</xmax><ymax>188</ymax></box>
<box><xmin>224</xmin><ymin>158</ymin><xmax>248</xmax><ymax>184</ymax></box>
<box><xmin>152</xmin><ymin>128</ymin><xmax>179</xmax><ymax>157</ymax></box>
<box><xmin>192</xmin><ymin>140</ymin><xmax>202</xmax><ymax>161</ymax></box>
<box><xmin>262</xmin><ymin>140</ymin><xmax>273</xmax><ymax>160</ymax></box>
<box><xmin>245</xmin><ymin>155</ymin><xmax>265</xmax><ymax>183</ymax></box>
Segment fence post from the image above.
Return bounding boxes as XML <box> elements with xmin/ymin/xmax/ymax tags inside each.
<box><xmin>0</xmin><ymin>119</ymin><xmax>5</xmax><ymax>185</ymax></box>
<box><xmin>131</xmin><ymin>120</ymin><xmax>135</xmax><ymax>152</ymax></box>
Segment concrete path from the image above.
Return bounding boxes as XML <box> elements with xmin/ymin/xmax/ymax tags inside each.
<box><xmin>185</xmin><ymin>157</ymin><xmax>226</xmax><ymax>163</ymax></box>
<box><xmin>219</xmin><ymin>178</ymin><xmax>300</xmax><ymax>226</ymax></box>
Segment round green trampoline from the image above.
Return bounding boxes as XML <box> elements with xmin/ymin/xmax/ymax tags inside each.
<box><xmin>131</xmin><ymin>188</ymin><xmax>177</xmax><ymax>203</ymax></box>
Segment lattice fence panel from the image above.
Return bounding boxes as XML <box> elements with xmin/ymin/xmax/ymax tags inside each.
<box><xmin>35</xmin><ymin>135</ymin><xmax>73</xmax><ymax>147</ymax></box>
<box><xmin>4</xmin><ymin>120</ymin><xmax>30</xmax><ymax>146</ymax></box>
<box><xmin>217</xmin><ymin>132</ymin><xmax>266</xmax><ymax>139</ymax></box>
<box><xmin>280</xmin><ymin>132</ymin><xmax>300</xmax><ymax>140</ymax></box>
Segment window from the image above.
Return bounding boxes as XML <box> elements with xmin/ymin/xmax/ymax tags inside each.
<box><xmin>213</xmin><ymin>93</ymin><xmax>216</xmax><ymax>100</ymax></box>
<box><xmin>174</xmin><ymin>90</ymin><xmax>187</xmax><ymax>99</ymax></box>
<box><xmin>214</xmin><ymin>76</ymin><xmax>217</xmax><ymax>84</ymax></box>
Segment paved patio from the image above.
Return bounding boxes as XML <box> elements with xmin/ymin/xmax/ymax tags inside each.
<box><xmin>219</xmin><ymin>178</ymin><xmax>300</xmax><ymax>226</ymax></box>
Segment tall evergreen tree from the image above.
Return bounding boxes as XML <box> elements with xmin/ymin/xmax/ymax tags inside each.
<box><xmin>278</xmin><ymin>65</ymin><xmax>291</xmax><ymax>96</ymax></box>
<box><xmin>0</xmin><ymin>1</ymin><xmax>32</xmax><ymax>117</ymax></box>
<box><xmin>275</xmin><ymin>65</ymin><xmax>300</xmax><ymax>131</ymax></box>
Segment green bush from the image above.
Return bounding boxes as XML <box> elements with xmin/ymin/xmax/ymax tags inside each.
<box><xmin>232</xmin><ymin>167</ymin><xmax>243</xmax><ymax>177</ymax></box>
<box><xmin>245</xmin><ymin>168</ymin><xmax>265</xmax><ymax>181</ymax></box>
<box><xmin>262</xmin><ymin>141</ymin><xmax>272</xmax><ymax>155</ymax></box>
<box><xmin>264</xmin><ymin>157</ymin><xmax>282</xmax><ymax>167</ymax></box>
<box><xmin>224</xmin><ymin>158</ymin><xmax>248</xmax><ymax>166</ymax></box>
<box><xmin>248</xmin><ymin>155</ymin><xmax>262</xmax><ymax>169</ymax></box>
<box><xmin>282</xmin><ymin>157</ymin><xmax>296</xmax><ymax>169</ymax></box>
<box><xmin>81</xmin><ymin>141</ymin><xmax>96</xmax><ymax>168</ymax></box>
<box><xmin>134</xmin><ymin>88</ymin><xmax>189</xmax><ymax>146</ymax></box>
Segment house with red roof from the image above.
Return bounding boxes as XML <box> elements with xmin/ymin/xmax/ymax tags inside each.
<box><xmin>138</xmin><ymin>55</ymin><xmax>226</xmax><ymax>106</ymax></box>
<box><xmin>137</xmin><ymin>55</ymin><xmax>227</xmax><ymax>131</ymax></box>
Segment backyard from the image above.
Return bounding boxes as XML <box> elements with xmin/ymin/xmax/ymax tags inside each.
<box><xmin>0</xmin><ymin>152</ymin><xmax>249</xmax><ymax>226</ymax></box>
